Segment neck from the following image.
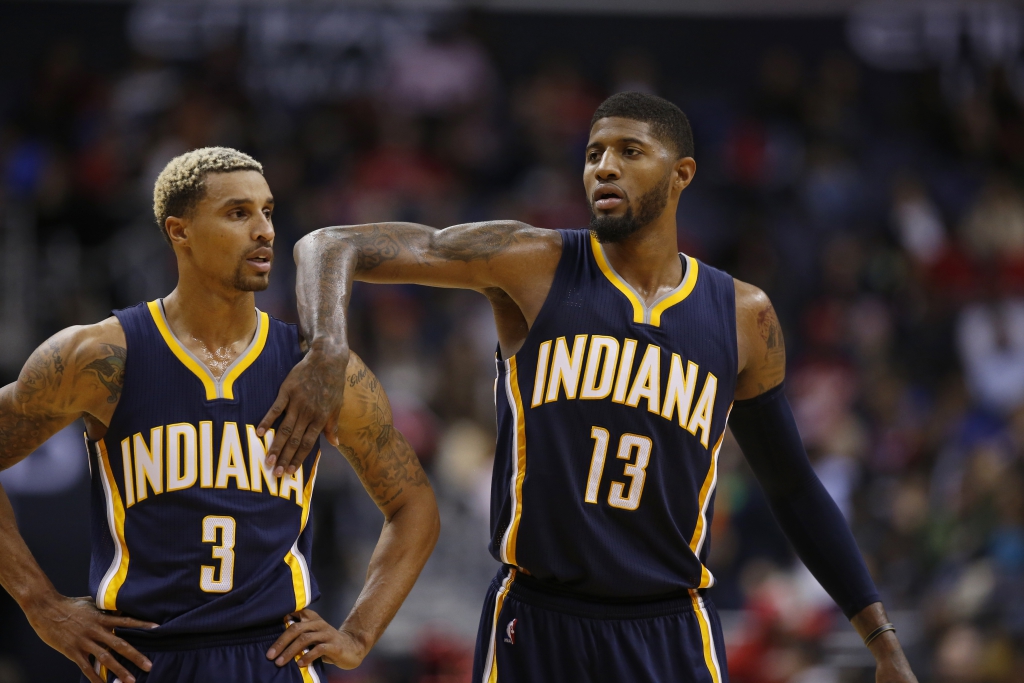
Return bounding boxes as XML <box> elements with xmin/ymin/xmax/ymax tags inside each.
<box><xmin>601</xmin><ymin>214</ymin><xmax>682</xmax><ymax>301</ymax></box>
<box><xmin>162</xmin><ymin>275</ymin><xmax>257</xmax><ymax>350</ymax></box>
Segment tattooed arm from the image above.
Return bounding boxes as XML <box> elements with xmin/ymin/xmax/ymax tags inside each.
<box><xmin>730</xmin><ymin>282</ymin><xmax>918</xmax><ymax>683</ymax></box>
<box><xmin>259</xmin><ymin>221</ymin><xmax>561</xmax><ymax>475</ymax></box>
<box><xmin>267</xmin><ymin>353</ymin><xmax>438</xmax><ymax>671</ymax></box>
<box><xmin>0</xmin><ymin>319</ymin><xmax>157</xmax><ymax>683</ymax></box>
<box><xmin>734</xmin><ymin>280</ymin><xmax>786</xmax><ymax>400</ymax></box>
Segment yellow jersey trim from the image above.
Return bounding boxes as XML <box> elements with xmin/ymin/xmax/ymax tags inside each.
<box><xmin>589</xmin><ymin>234</ymin><xmax>700</xmax><ymax>327</ymax></box>
<box><xmin>286</xmin><ymin>452</ymin><xmax>320</xmax><ymax>611</ymax></box>
<box><xmin>222</xmin><ymin>312</ymin><xmax>270</xmax><ymax>399</ymax></box>
<box><xmin>148</xmin><ymin>300</ymin><xmax>217</xmax><ymax>400</ymax></box>
<box><xmin>690</xmin><ymin>590</ymin><xmax>723</xmax><ymax>683</ymax></box>
<box><xmin>590</xmin><ymin>233</ymin><xmax>644</xmax><ymax>324</ymax></box>
<box><xmin>650</xmin><ymin>256</ymin><xmax>699</xmax><ymax>326</ymax></box>
<box><xmin>485</xmin><ymin>569</ymin><xmax>517</xmax><ymax>683</ymax></box>
<box><xmin>96</xmin><ymin>439</ymin><xmax>130</xmax><ymax>610</ymax></box>
<box><xmin>300</xmin><ymin>451</ymin><xmax>320</xmax><ymax>532</ymax></box>
<box><xmin>147</xmin><ymin>301</ymin><xmax>269</xmax><ymax>401</ymax></box>
<box><xmin>689</xmin><ymin>403</ymin><xmax>732</xmax><ymax>589</ymax></box>
<box><xmin>500</xmin><ymin>358</ymin><xmax>528</xmax><ymax>567</ymax></box>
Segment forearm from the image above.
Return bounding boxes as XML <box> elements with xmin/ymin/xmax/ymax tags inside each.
<box><xmin>729</xmin><ymin>385</ymin><xmax>878</xmax><ymax>618</ymax></box>
<box><xmin>293</xmin><ymin>223</ymin><xmax>439</xmax><ymax>347</ymax></box>
<box><xmin>0</xmin><ymin>482</ymin><xmax>59</xmax><ymax>611</ymax></box>
<box><xmin>293</xmin><ymin>228</ymin><xmax>359</xmax><ymax>352</ymax></box>
<box><xmin>338</xmin><ymin>491</ymin><xmax>440</xmax><ymax>651</ymax></box>
<box><xmin>761</xmin><ymin>474</ymin><xmax>879</xmax><ymax>616</ymax></box>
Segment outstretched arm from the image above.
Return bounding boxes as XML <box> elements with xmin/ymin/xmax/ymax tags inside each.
<box><xmin>0</xmin><ymin>323</ymin><xmax>157</xmax><ymax>683</ymax></box>
<box><xmin>731</xmin><ymin>282</ymin><xmax>917</xmax><ymax>683</ymax></box>
<box><xmin>259</xmin><ymin>221</ymin><xmax>561</xmax><ymax>475</ymax></box>
<box><xmin>266</xmin><ymin>353</ymin><xmax>439</xmax><ymax>670</ymax></box>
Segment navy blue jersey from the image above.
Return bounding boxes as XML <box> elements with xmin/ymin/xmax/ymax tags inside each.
<box><xmin>86</xmin><ymin>300</ymin><xmax>320</xmax><ymax>635</ymax></box>
<box><xmin>490</xmin><ymin>229</ymin><xmax>738</xmax><ymax>598</ymax></box>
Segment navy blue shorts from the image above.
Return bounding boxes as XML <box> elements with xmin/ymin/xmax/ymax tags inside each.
<box><xmin>473</xmin><ymin>568</ymin><xmax>728</xmax><ymax>683</ymax></box>
<box><xmin>84</xmin><ymin>623</ymin><xmax>327</xmax><ymax>683</ymax></box>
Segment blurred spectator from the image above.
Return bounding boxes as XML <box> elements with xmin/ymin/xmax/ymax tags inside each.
<box><xmin>9</xmin><ymin>7</ymin><xmax>1024</xmax><ymax>681</ymax></box>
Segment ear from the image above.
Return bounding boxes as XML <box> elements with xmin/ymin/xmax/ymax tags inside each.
<box><xmin>674</xmin><ymin>157</ymin><xmax>696</xmax><ymax>192</ymax></box>
<box><xmin>165</xmin><ymin>215</ymin><xmax>188</xmax><ymax>246</ymax></box>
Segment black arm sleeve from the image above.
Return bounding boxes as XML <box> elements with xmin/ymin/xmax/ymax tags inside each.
<box><xmin>728</xmin><ymin>384</ymin><xmax>880</xmax><ymax>618</ymax></box>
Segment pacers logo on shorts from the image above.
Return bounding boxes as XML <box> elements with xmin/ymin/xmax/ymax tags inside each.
<box><xmin>504</xmin><ymin>618</ymin><xmax>517</xmax><ymax>645</ymax></box>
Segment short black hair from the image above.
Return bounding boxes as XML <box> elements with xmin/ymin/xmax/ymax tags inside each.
<box><xmin>590</xmin><ymin>92</ymin><xmax>694</xmax><ymax>159</ymax></box>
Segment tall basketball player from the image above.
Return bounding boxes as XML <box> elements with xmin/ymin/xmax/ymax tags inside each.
<box><xmin>0</xmin><ymin>148</ymin><xmax>439</xmax><ymax>683</ymax></box>
<box><xmin>265</xmin><ymin>93</ymin><xmax>917</xmax><ymax>682</ymax></box>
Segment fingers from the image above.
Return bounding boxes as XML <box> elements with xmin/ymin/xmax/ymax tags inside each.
<box><xmin>99</xmin><ymin>614</ymin><xmax>159</xmax><ymax>630</ymax></box>
<box><xmin>286</xmin><ymin>418</ymin><xmax>325</xmax><ymax>474</ymax></box>
<box><xmin>97</xmin><ymin>630</ymin><xmax>153</xmax><ymax>672</ymax></box>
<box><xmin>296</xmin><ymin>642</ymin><xmax>329</xmax><ymax>668</ymax></box>
<box><xmin>258</xmin><ymin>391</ymin><xmax>289</xmax><ymax>441</ymax></box>
<box><xmin>74</xmin><ymin>655</ymin><xmax>104</xmax><ymax>683</ymax></box>
<box><xmin>267</xmin><ymin>407</ymin><xmax>300</xmax><ymax>475</ymax></box>
<box><xmin>275</xmin><ymin>627</ymin><xmax>327</xmax><ymax>665</ymax></box>
<box><xmin>88</xmin><ymin>645</ymin><xmax>137</xmax><ymax>683</ymax></box>
<box><xmin>266</xmin><ymin>621</ymin><xmax>305</xmax><ymax>662</ymax></box>
<box><xmin>273</xmin><ymin>410</ymin><xmax>321</xmax><ymax>477</ymax></box>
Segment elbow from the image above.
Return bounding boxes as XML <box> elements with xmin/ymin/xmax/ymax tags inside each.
<box><xmin>294</xmin><ymin>226</ymin><xmax>353</xmax><ymax>260</ymax></box>
<box><xmin>390</xmin><ymin>484</ymin><xmax>441</xmax><ymax>552</ymax></box>
<box><xmin>420</xmin><ymin>487</ymin><xmax>442</xmax><ymax>553</ymax></box>
<box><xmin>423</xmin><ymin>487</ymin><xmax>441</xmax><ymax>550</ymax></box>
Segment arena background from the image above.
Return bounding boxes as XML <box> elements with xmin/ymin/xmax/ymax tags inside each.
<box><xmin>1</xmin><ymin>1</ymin><xmax>1023</xmax><ymax>681</ymax></box>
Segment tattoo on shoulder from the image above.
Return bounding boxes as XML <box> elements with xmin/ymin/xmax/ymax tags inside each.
<box><xmin>756</xmin><ymin>305</ymin><xmax>785</xmax><ymax>358</ymax></box>
<box><xmin>83</xmin><ymin>344</ymin><xmax>127</xmax><ymax>404</ymax></box>
<box><xmin>2</xmin><ymin>339</ymin><xmax>76</xmax><ymax>466</ymax></box>
<box><xmin>753</xmin><ymin>303</ymin><xmax>786</xmax><ymax>389</ymax></box>
<box><xmin>15</xmin><ymin>341</ymin><xmax>67</xmax><ymax>403</ymax></box>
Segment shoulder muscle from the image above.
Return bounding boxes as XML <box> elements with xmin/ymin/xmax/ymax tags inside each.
<box><xmin>734</xmin><ymin>279</ymin><xmax>786</xmax><ymax>400</ymax></box>
<box><xmin>0</xmin><ymin>317</ymin><xmax>126</xmax><ymax>468</ymax></box>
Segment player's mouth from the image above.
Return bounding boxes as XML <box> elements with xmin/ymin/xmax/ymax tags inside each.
<box><xmin>593</xmin><ymin>184</ymin><xmax>626</xmax><ymax>211</ymax></box>
<box><xmin>245</xmin><ymin>247</ymin><xmax>273</xmax><ymax>273</ymax></box>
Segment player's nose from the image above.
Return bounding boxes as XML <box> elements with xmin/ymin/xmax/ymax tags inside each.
<box><xmin>594</xmin><ymin>148</ymin><xmax>620</xmax><ymax>180</ymax></box>
<box><xmin>252</xmin><ymin>211</ymin><xmax>275</xmax><ymax>241</ymax></box>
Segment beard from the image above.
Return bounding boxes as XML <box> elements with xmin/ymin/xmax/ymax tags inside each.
<box><xmin>589</xmin><ymin>172</ymin><xmax>672</xmax><ymax>244</ymax></box>
<box><xmin>230</xmin><ymin>263</ymin><xmax>271</xmax><ymax>292</ymax></box>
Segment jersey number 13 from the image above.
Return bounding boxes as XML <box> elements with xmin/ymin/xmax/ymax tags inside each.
<box><xmin>584</xmin><ymin>427</ymin><xmax>652</xmax><ymax>511</ymax></box>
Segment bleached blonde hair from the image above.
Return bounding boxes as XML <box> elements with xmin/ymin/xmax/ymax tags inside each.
<box><xmin>152</xmin><ymin>147</ymin><xmax>263</xmax><ymax>241</ymax></box>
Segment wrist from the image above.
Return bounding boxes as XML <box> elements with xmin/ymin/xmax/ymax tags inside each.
<box><xmin>868</xmin><ymin>630</ymin><xmax>904</xmax><ymax>660</ymax></box>
<box><xmin>16</xmin><ymin>583</ymin><xmax>62</xmax><ymax>618</ymax></box>
<box><xmin>307</xmin><ymin>338</ymin><xmax>350</xmax><ymax>360</ymax></box>
<box><xmin>338</xmin><ymin>624</ymin><xmax>373</xmax><ymax>658</ymax></box>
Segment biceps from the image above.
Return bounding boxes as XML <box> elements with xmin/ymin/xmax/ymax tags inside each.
<box><xmin>352</xmin><ymin>221</ymin><xmax>524</xmax><ymax>289</ymax></box>
<box><xmin>736</xmin><ymin>302</ymin><xmax>787</xmax><ymax>398</ymax></box>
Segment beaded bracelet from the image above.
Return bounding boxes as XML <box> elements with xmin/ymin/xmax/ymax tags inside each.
<box><xmin>863</xmin><ymin>622</ymin><xmax>896</xmax><ymax>646</ymax></box>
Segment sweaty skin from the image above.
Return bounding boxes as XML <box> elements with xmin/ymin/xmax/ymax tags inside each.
<box><xmin>272</xmin><ymin>116</ymin><xmax>918</xmax><ymax>683</ymax></box>
<box><xmin>0</xmin><ymin>170</ymin><xmax>438</xmax><ymax>682</ymax></box>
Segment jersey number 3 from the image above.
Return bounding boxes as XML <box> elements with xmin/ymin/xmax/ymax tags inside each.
<box><xmin>584</xmin><ymin>427</ymin><xmax>652</xmax><ymax>510</ymax></box>
<box><xmin>200</xmin><ymin>515</ymin><xmax>236</xmax><ymax>593</ymax></box>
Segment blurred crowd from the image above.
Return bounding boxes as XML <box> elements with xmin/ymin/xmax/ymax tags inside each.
<box><xmin>2</xmin><ymin>6</ymin><xmax>1024</xmax><ymax>683</ymax></box>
